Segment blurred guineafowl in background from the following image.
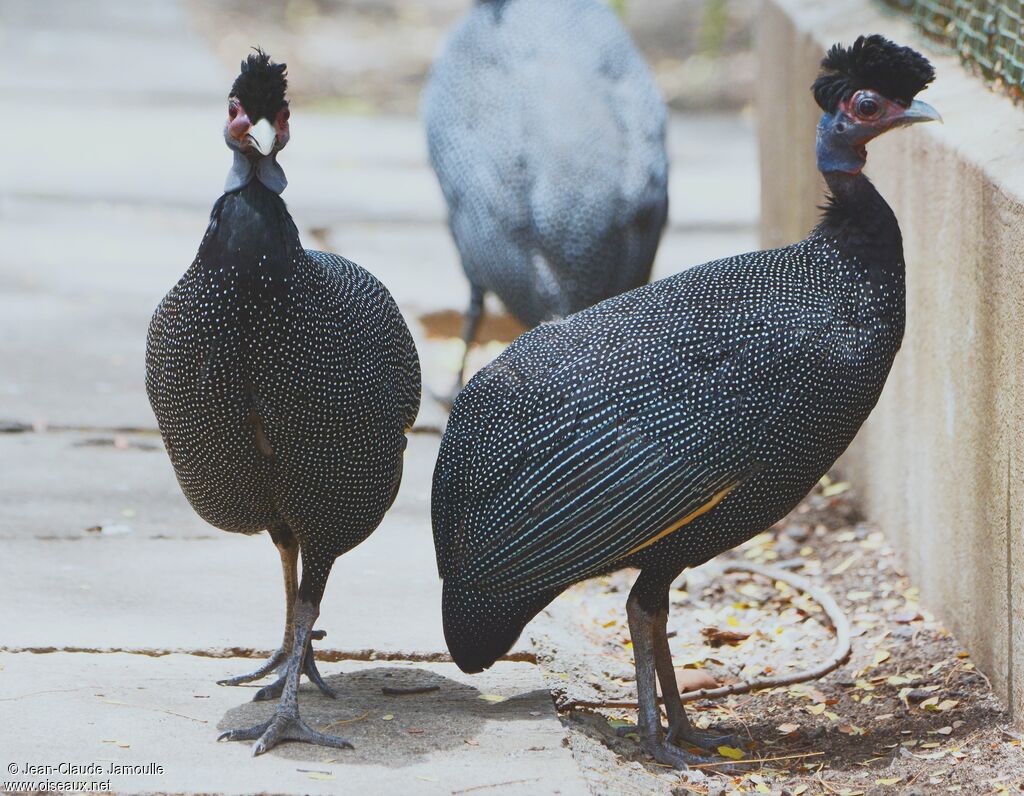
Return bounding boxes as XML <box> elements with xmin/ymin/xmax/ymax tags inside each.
<box><xmin>432</xmin><ymin>35</ymin><xmax>938</xmax><ymax>768</ymax></box>
<box><xmin>423</xmin><ymin>0</ymin><xmax>669</xmax><ymax>398</ymax></box>
<box><xmin>146</xmin><ymin>51</ymin><xmax>420</xmax><ymax>755</ymax></box>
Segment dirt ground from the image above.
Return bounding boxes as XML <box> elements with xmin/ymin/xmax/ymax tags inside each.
<box><xmin>530</xmin><ymin>476</ymin><xmax>1024</xmax><ymax>795</ymax></box>
<box><xmin>184</xmin><ymin>0</ymin><xmax>756</xmax><ymax>113</ymax></box>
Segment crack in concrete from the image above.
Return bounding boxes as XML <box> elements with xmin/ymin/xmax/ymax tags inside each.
<box><xmin>0</xmin><ymin>645</ymin><xmax>537</xmax><ymax>665</ymax></box>
<box><xmin>0</xmin><ymin>420</ymin><xmax>441</xmax><ymax>437</ymax></box>
<box><xmin>1</xmin><ymin>535</ymin><xmax>223</xmax><ymax>542</ymax></box>
<box><xmin>6</xmin><ymin>192</ymin><xmax>756</xmax><ymax>235</ymax></box>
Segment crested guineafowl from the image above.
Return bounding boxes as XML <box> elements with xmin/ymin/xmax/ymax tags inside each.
<box><xmin>423</xmin><ymin>0</ymin><xmax>669</xmax><ymax>399</ymax></box>
<box><xmin>431</xmin><ymin>36</ymin><xmax>938</xmax><ymax>768</ymax></box>
<box><xmin>146</xmin><ymin>51</ymin><xmax>421</xmax><ymax>755</ymax></box>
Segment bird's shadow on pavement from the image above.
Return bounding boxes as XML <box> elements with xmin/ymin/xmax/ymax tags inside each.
<box><xmin>217</xmin><ymin>664</ymin><xmax>550</xmax><ymax>765</ymax></box>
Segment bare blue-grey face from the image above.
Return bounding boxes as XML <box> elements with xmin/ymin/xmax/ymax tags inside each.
<box><xmin>816</xmin><ymin>89</ymin><xmax>940</xmax><ymax>175</ymax></box>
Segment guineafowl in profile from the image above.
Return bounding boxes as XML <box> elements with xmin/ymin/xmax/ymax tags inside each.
<box><xmin>423</xmin><ymin>0</ymin><xmax>669</xmax><ymax>398</ymax></box>
<box><xmin>432</xmin><ymin>36</ymin><xmax>938</xmax><ymax>767</ymax></box>
<box><xmin>146</xmin><ymin>51</ymin><xmax>420</xmax><ymax>755</ymax></box>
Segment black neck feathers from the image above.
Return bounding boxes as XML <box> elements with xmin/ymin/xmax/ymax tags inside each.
<box><xmin>816</xmin><ymin>171</ymin><xmax>904</xmax><ymax>286</ymax></box>
<box><xmin>200</xmin><ymin>180</ymin><xmax>302</xmax><ymax>291</ymax></box>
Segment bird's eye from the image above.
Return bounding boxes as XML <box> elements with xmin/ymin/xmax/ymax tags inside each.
<box><xmin>856</xmin><ymin>95</ymin><xmax>881</xmax><ymax>119</ymax></box>
<box><xmin>228</xmin><ymin>103</ymin><xmax>239</xmax><ymax>119</ymax></box>
<box><xmin>277</xmin><ymin>106</ymin><xmax>290</xmax><ymax>124</ymax></box>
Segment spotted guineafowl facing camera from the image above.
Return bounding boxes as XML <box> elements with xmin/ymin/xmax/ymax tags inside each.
<box><xmin>432</xmin><ymin>36</ymin><xmax>938</xmax><ymax>768</ymax></box>
<box><xmin>423</xmin><ymin>0</ymin><xmax>669</xmax><ymax>398</ymax></box>
<box><xmin>146</xmin><ymin>51</ymin><xmax>420</xmax><ymax>755</ymax></box>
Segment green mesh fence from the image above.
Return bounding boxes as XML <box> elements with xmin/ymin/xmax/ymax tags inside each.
<box><xmin>880</xmin><ymin>0</ymin><xmax>1024</xmax><ymax>100</ymax></box>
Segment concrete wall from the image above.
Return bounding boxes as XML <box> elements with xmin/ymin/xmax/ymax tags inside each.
<box><xmin>759</xmin><ymin>0</ymin><xmax>1024</xmax><ymax>723</ymax></box>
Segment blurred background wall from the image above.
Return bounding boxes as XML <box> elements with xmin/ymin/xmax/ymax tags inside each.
<box><xmin>184</xmin><ymin>0</ymin><xmax>756</xmax><ymax>113</ymax></box>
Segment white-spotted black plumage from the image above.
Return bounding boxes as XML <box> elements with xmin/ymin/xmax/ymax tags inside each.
<box><xmin>147</xmin><ymin>182</ymin><xmax>420</xmax><ymax>576</ymax></box>
<box><xmin>434</xmin><ymin>224</ymin><xmax>904</xmax><ymax>668</ymax></box>
<box><xmin>432</xmin><ymin>34</ymin><xmax>936</xmax><ymax>767</ymax></box>
<box><xmin>146</xmin><ymin>51</ymin><xmax>420</xmax><ymax>755</ymax></box>
<box><xmin>423</xmin><ymin>0</ymin><xmax>668</xmax><ymax>386</ymax></box>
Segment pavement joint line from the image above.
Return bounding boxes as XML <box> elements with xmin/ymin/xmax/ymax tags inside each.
<box><xmin>0</xmin><ymin>646</ymin><xmax>538</xmax><ymax>665</ymax></box>
<box><xmin>5</xmin><ymin>193</ymin><xmax>757</xmax><ymax>233</ymax></box>
<box><xmin>7</xmin><ymin>192</ymin><xmax>445</xmax><ymax>219</ymax></box>
<box><xmin>0</xmin><ymin>422</ymin><xmax>442</xmax><ymax>437</ymax></box>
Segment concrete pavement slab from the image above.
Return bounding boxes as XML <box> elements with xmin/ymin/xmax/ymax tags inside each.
<box><xmin>1</xmin><ymin>430</ymin><xmax>437</xmax><ymax>542</ymax></box>
<box><xmin>0</xmin><ymin>429</ymin><xmax>209</xmax><ymax>541</ymax></box>
<box><xmin>0</xmin><ymin>433</ymin><xmax>466</xmax><ymax>657</ymax></box>
<box><xmin>0</xmin><ymin>290</ymin><xmax>153</xmax><ymax>430</ymax></box>
<box><xmin>0</xmin><ymin>527</ymin><xmax>445</xmax><ymax>657</ymax></box>
<box><xmin>1</xmin><ymin>0</ymin><xmax>227</xmax><ymax>104</ymax></box>
<box><xmin>0</xmin><ymin>653</ymin><xmax>588</xmax><ymax>795</ymax></box>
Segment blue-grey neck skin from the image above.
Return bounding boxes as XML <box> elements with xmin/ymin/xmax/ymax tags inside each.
<box><xmin>815</xmin><ymin>111</ymin><xmax>867</xmax><ymax>175</ymax></box>
<box><xmin>224</xmin><ymin>149</ymin><xmax>288</xmax><ymax>195</ymax></box>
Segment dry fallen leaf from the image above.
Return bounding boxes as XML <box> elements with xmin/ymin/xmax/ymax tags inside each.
<box><xmin>717</xmin><ymin>745</ymin><xmax>745</xmax><ymax>759</ymax></box>
<box><xmin>478</xmin><ymin>694</ymin><xmax>508</xmax><ymax>703</ymax></box>
<box><xmin>701</xmin><ymin>626</ymin><xmax>750</xmax><ymax>647</ymax></box>
<box><xmin>777</xmin><ymin>722</ymin><xmax>800</xmax><ymax>734</ymax></box>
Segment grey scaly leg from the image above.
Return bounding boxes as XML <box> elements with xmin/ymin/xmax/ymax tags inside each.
<box><xmin>651</xmin><ymin>611</ymin><xmax>739</xmax><ymax>751</ymax></box>
<box><xmin>219</xmin><ymin>599</ymin><xmax>352</xmax><ymax>755</ymax></box>
<box><xmin>218</xmin><ymin>525</ymin><xmax>334</xmax><ymax>699</ymax></box>
<box><xmin>626</xmin><ymin>585</ymin><xmax>721</xmax><ymax>770</ymax></box>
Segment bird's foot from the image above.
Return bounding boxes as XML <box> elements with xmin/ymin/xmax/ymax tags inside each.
<box><xmin>217</xmin><ymin>629</ymin><xmax>327</xmax><ymax>689</ymax></box>
<box><xmin>615</xmin><ymin>722</ymin><xmax>738</xmax><ymax>752</ymax></box>
<box><xmin>253</xmin><ymin>648</ymin><xmax>336</xmax><ymax>702</ymax></box>
<box><xmin>642</xmin><ymin>738</ymin><xmax>733</xmax><ymax>771</ymax></box>
<box><xmin>219</xmin><ymin>712</ymin><xmax>353</xmax><ymax>756</ymax></box>
<box><xmin>667</xmin><ymin>721</ymin><xmax>741</xmax><ymax>753</ymax></box>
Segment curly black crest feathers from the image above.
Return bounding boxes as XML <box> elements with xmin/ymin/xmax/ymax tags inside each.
<box><xmin>230</xmin><ymin>48</ymin><xmax>288</xmax><ymax>121</ymax></box>
<box><xmin>812</xmin><ymin>35</ymin><xmax>934</xmax><ymax>112</ymax></box>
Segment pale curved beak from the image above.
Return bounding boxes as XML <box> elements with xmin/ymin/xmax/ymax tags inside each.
<box><xmin>895</xmin><ymin>99</ymin><xmax>943</xmax><ymax>126</ymax></box>
<box><xmin>245</xmin><ymin>118</ymin><xmax>277</xmax><ymax>156</ymax></box>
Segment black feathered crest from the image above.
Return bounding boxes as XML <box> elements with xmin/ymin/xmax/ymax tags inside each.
<box><xmin>230</xmin><ymin>48</ymin><xmax>288</xmax><ymax>122</ymax></box>
<box><xmin>812</xmin><ymin>35</ymin><xmax>934</xmax><ymax>113</ymax></box>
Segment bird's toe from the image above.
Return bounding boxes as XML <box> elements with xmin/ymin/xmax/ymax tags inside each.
<box><xmin>668</xmin><ymin>723</ymin><xmax>742</xmax><ymax>753</ymax></box>
<box><xmin>303</xmin><ymin>655</ymin><xmax>336</xmax><ymax>699</ymax></box>
<box><xmin>643</xmin><ymin>738</ymin><xmax>732</xmax><ymax>771</ymax></box>
<box><xmin>218</xmin><ymin>718</ymin><xmax>272</xmax><ymax>743</ymax></box>
<box><xmin>217</xmin><ymin>649</ymin><xmax>287</xmax><ymax>687</ymax></box>
<box><xmin>250</xmin><ymin>714</ymin><xmax>354</xmax><ymax>756</ymax></box>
